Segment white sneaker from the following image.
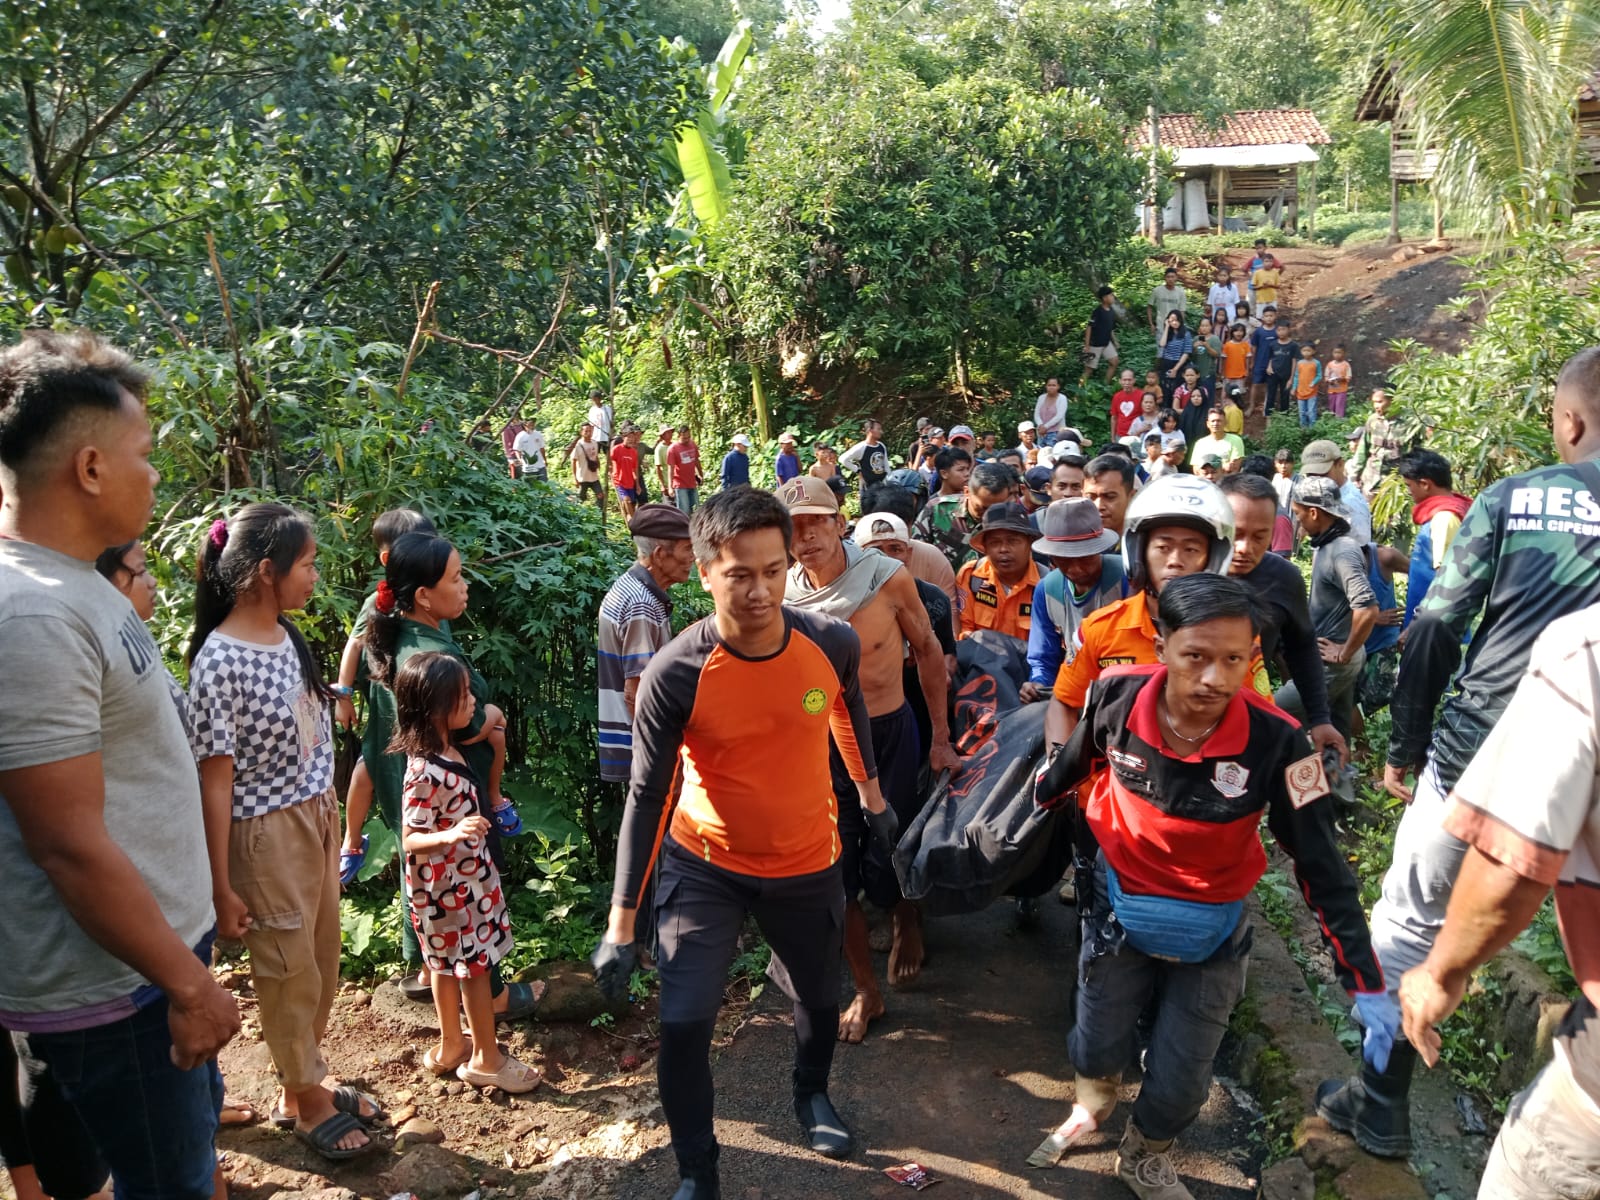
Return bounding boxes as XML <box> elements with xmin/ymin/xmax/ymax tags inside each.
<box><xmin>1115</xmin><ymin>1123</ymin><xmax>1194</xmax><ymax>1200</ymax></box>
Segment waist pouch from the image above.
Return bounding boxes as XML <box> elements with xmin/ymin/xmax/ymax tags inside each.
<box><xmin>1106</xmin><ymin>865</ymin><xmax>1242</xmax><ymax>963</ymax></box>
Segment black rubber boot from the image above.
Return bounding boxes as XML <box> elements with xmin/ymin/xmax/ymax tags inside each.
<box><xmin>670</xmin><ymin>1142</ymin><xmax>720</xmax><ymax>1199</ymax></box>
<box><xmin>1315</xmin><ymin>1040</ymin><xmax>1416</xmax><ymax>1159</ymax></box>
<box><xmin>795</xmin><ymin>1091</ymin><xmax>854</xmax><ymax>1159</ymax></box>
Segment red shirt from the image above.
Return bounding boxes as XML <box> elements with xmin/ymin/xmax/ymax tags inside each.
<box><xmin>1111</xmin><ymin>390</ymin><xmax>1143</xmax><ymax>438</ymax></box>
<box><xmin>611</xmin><ymin>444</ymin><xmax>639</xmax><ymax>490</ymax></box>
<box><xmin>666</xmin><ymin>440</ymin><xmax>701</xmax><ymax>490</ymax></box>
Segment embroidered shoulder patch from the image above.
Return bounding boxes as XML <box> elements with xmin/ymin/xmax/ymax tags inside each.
<box><xmin>1285</xmin><ymin>753</ymin><xmax>1330</xmax><ymax>809</ymax></box>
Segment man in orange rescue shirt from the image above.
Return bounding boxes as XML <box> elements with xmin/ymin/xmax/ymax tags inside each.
<box><xmin>592</xmin><ymin>489</ymin><xmax>891</xmax><ymax>1197</ymax></box>
<box><xmin>1046</xmin><ymin>474</ymin><xmax>1267</xmax><ymax>754</ymax></box>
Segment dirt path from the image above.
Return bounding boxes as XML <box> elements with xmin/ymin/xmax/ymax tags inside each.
<box><xmin>210</xmin><ymin>902</ymin><xmax>1261</xmax><ymax>1199</ymax></box>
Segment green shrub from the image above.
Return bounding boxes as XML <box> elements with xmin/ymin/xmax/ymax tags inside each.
<box><xmin>1260</xmin><ymin>409</ymin><xmax>1358</xmax><ymax>460</ymax></box>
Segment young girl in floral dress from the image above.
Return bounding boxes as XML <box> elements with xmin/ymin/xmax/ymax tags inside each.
<box><xmin>392</xmin><ymin>651</ymin><xmax>540</xmax><ymax>1093</ymax></box>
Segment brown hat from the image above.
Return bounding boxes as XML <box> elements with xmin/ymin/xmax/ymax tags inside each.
<box><xmin>968</xmin><ymin>501</ymin><xmax>1037</xmax><ymax>554</ymax></box>
<box><xmin>776</xmin><ymin>475</ymin><xmax>840</xmax><ymax>516</ymax></box>
<box><xmin>627</xmin><ymin>503</ymin><xmax>691</xmax><ymax>541</ymax></box>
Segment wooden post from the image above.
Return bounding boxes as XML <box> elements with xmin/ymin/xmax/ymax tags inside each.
<box><xmin>1213</xmin><ymin>166</ymin><xmax>1225</xmax><ymax>235</ymax></box>
<box><xmin>1431</xmin><ymin>185</ymin><xmax>1444</xmax><ymax>240</ymax></box>
<box><xmin>1307</xmin><ymin>161</ymin><xmax>1317</xmax><ymax>236</ymax></box>
<box><xmin>1388</xmin><ymin>174</ymin><xmax>1401</xmax><ymax>244</ymax></box>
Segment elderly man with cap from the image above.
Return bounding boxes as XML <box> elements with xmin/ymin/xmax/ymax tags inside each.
<box><xmin>948</xmin><ymin>424</ymin><xmax>977</xmax><ymax>454</ymax></box>
<box><xmin>719</xmin><ymin>433</ymin><xmax>752</xmax><ymax>491</ymax></box>
<box><xmin>956</xmin><ymin>502</ymin><xmax>1041</xmax><ymax>645</ymax></box>
<box><xmin>1301</xmin><ymin>438</ymin><xmax>1372</xmax><ymax>544</ymax></box>
<box><xmin>775</xmin><ymin>431</ymin><xmax>802</xmax><ymax>485</ymax></box>
<box><xmin>1024</xmin><ymin>499</ymin><xmax>1127</xmax><ymax>701</ymax></box>
<box><xmin>1280</xmin><ymin>476</ymin><xmax>1378</xmax><ymax>740</ymax></box>
<box><xmin>914</xmin><ymin>459</ymin><xmax>1016</xmax><ymax>574</ymax></box>
<box><xmin>597</xmin><ymin>503</ymin><xmax>697</xmax><ymax>963</ymax></box>
<box><xmin>781</xmin><ymin>475</ymin><xmax>959</xmax><ymax>1041</ymax></box>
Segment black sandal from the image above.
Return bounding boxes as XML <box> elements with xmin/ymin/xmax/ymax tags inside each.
<box><xmin>294</xmin><ymin>1111</ymin><xmax>376</xmax><ymax>1161</ymax></box>
<box><xmin>494</xmin><ymin>980</ymin><xmax>544</xmax><ymax>1024</ymax></box>
<box><xmin>330</xmin><ymin>1085</ymin><xmax>385</xmax><ymax>1126</ymax></box>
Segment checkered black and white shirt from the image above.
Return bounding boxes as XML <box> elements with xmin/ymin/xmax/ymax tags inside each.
<box><xmin>189</xmin><ymin>630</ymin><xmax>334</xmax><ymax>820</ymax></box>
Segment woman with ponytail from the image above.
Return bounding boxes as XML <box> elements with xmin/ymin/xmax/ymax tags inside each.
<box><xmin>186</xmin><ymin>503</ymin><xmax>382</xmax><ymax>1161</ymax></box>
<box><xmin>361</xmin><ymin>532</ymin><xmax>540</xmax><ymax>1022</ymax></box>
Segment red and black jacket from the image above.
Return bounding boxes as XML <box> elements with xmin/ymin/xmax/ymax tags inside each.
<box><xmin>1039</xmin><ymin>664</ymin><xmax>1383</xmax><ymax>994</ymax></box>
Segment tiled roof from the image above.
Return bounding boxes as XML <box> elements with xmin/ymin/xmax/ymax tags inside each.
<box><xmin>1139</xmin><ymin>110</ymin><xmax>1331</xmax><ymax>149</ymax></box>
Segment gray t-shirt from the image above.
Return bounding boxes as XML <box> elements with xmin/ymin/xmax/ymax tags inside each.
<box><xmin>1309</xmin><ymin>534</ymin><xmax>1377</xmax><ymax>642</ymax></box>
<box><xmin>0</xmin><ymin>540</ymin><xmax>213</xmax><ymax>1019</ymax></box>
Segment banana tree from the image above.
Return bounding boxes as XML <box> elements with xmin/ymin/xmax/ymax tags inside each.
<box><xmin>665</xmin><ymin>20</ymin><xmax>773</xmax><ymax>439</ymax></box>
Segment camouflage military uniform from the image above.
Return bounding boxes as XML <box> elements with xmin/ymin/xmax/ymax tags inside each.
<box><xmin>1350</xmin><ymin>413</ymin><xmax>1403</xmax><ymax>494</ymax></box>
<box><xmin>1368</xmin><ymin>455</ymin><xmax>1600</xmax><ymax>997</ymax></box>
<box><xmin>913</xmin><ymin>493</ymin><xmax>980</xmax><ymax>574</ymax></box>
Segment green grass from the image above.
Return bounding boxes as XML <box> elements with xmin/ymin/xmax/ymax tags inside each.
<box><xmin>1308</xmin><ymin>201</ymin><xmax>1437</xmax><ymax>247</ymax></box>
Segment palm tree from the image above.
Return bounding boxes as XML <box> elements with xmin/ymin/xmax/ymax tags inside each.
<box><xmin>1330</xmin><ymin>0</ymin><xmax>1600</xmax><ymax>234</ymax></box>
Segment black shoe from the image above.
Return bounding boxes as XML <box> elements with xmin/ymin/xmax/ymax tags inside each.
<box><xmin>795</xmin><ymin>1091</ymin><xmax>854</xmax><ymax>1159</ymax></box>
<box><xmin>1315</xmin><ymin>1041</ymin><xmax>1416</xmax><ymax>1159</ymax></box>
<box><xmin>671</xmin><ymin>1143</ymin><xmax>720</xmax><ymax>1199</ymax></box>
<box><xmin>399</xmin><ymin>970</ymin><xmax>432</xmax><ymax>1002</ymax></box>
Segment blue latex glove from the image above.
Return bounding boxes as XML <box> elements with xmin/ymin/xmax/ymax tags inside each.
<box><xmin>1355</xmin><ymin>991</ymin><xmax>1401</xmax><ymax>1072</ymax></box>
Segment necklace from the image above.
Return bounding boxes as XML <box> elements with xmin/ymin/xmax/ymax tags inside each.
<box><xmin>1159</xmin><ymin>699</ymin><xmax>1221</xmax><ymax>746</ymax></box>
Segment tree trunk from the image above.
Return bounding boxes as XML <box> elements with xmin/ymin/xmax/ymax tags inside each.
<box><xmin>953</xmin><ymin>332</ymin><xmax>971</xmax><ymax>396</ymax></box>
<box><xmin>1388</xmin><ymin>174</ymin><xmax>1401</xmax><ymax>244</ymax></box>
<box><xmin>1432</xmin><ymin>186</ymin><xmax>1444</xmax><ymax>240</ymax></box>
<box><xmin>1147</xmin><ymin>12</ymin><xmax>1163</xmax><ymax>246</ymax></box>
<box><xmin>749</xmin><ymin>360</ymin><xmax>771</xmax><ymax>442</ymax></box>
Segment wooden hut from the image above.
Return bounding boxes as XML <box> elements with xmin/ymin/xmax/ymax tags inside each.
<box><xmin>1136</xmin><ymin>110</ymin><xmax>1331</xmax><ymax>236</ymax></box>
<box><xmin>1355</xmin><ymin>65</ymin><xmax>1600</xmax><ymax>236</ymax></box>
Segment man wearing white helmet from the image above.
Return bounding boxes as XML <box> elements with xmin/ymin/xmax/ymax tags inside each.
<box><xmin>1045</xmin><ymin>474</ymin><xmax>1267</xmax><ymax>753</ymax></box>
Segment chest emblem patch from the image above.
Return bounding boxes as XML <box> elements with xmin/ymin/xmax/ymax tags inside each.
<box><xmin>1108</xmin><ymin>747</ymin><xmax>1147</xmax><ymax>773</ymax></box>
<box><xmin>801</xmin><ymin>687</ymin><xmax>827</xmax><ymax>715</ymax></box>
<box><xmin>1212</xmin><ymin>761</ymin><xmax>1250</xmax><ymax>798</ymax></box>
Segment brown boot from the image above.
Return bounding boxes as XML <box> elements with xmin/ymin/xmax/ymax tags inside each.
<box><xmin>1115</xmin><ymin>1123</ymin><xmax>1194</xmax><ymax>1200</ymax></box>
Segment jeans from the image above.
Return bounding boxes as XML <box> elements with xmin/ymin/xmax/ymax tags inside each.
<box><xmin>1069</xmin><ymin>867</ymin><xmax>1252</xmax><ymax>1141</ymax></box>
<box><xmin>1298</xmin><ymin>397</ymin><xmax>1317</xmax><ymax>427</ymax></box>
<box><xmin>674</xmin><ymin>488</ymin><xmax>698</xmax><ymax>515</ymax></box>
<box><xmin>1274</xmin><ymin>648</ymin><xmax>1365</xmax><ymax>740</ymax></box>
<box><xmin>1367</xmin><ymin>764</ymin><xmax>1469</xmax><ymax>1001</ymax></box>
<box><xmin>13</xmin><ymin>999</ymin><xmax>222</xmax><ymax>1200</ymax></box>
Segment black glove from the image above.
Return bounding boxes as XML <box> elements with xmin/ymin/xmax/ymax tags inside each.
<box><xmin>865</xmin><ymin>803</ymin><xmax>900</xmax><ymax>854</ymax></box>
<box><xmin>590</xmin><ymin>938</ymin><xmax>637</xmax><ymax>1004</ymax></box>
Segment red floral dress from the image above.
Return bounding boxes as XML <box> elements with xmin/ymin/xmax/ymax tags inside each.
<box><xmin>403</xmin><ymin>754</ymin><xmax>512</xmax><ymax>978</ymax></box>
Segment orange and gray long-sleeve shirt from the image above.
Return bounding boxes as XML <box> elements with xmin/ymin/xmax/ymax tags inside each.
<box><xmin>611</xmin><ymin>607</ymin><xmax>877</xmax><ymax>908</ymax></box>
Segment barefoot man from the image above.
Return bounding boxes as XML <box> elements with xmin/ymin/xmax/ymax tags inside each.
<box><xmin>780</xmin><ymin>477</ymin><xmax>961</xmax><ymax>1041</ymax></box>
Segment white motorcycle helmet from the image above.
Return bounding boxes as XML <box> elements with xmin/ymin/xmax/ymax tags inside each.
<box><xmin>1121</xmin><ymin>474</ymin><xmax>1235</xmax><ymax>591</ymax></box>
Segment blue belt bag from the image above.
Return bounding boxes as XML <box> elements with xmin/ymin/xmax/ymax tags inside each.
<box><xmin>1105</xmin><ymin>866</ymin><xmax>1242</xmax><ymax>963</ymax></box>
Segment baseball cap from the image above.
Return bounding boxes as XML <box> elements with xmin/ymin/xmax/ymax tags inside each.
<box><xmin>659</xmin><ymin>424</ymin><xmax>675</xmax><ymax>437</ymax></box>
<box><xmin>730</xmin><ymin>434</ymin><xmax>750</xmax><ymax>447</ymax></box>
<box><xmin>949</xmin><ymin>424</ymin><xmax>976</xmax><ymax>442</ymax></box>
<box><xmin>1291</xmin><ymin>475</ymin><xmax>1349</xmax><ymax>519</ymax></box>
<box><xmin>1023</xmin><ymin>466</ymin><xmax>1053</xmax><ymax>504</ymax></box>
<box><xmin>776</xmin><ymin>475</ymin><xmax>840</xmax><ymax>515</ymax></box>
<box><xmin>1200</xmin><ymin>454</ymin><xmax>1224</xmax><ymax>469</ymax></box>
<box><xmin>1032</xmin><ymin>499</ymin><xmax>1120</xmax><ymax>559</ymax></box>
<box><xmin>778</xmin><ymin>430</ymin><xmax>798</xmax><ymax>444</ymax></box>
<box><xmin>855</xmin><ymin>512</ymin><xmax>910</xmax><ymax>548</ymax></box>
<box><xmin>1017</xmin><ymin>420</ymin><xmax>1037</xmax><ymax>433</ymax></box>
<box><xmin>885</xmin><ymin>467</ymin><xmax>927</xmax><ymax>494</ymax></box>
<box><xmin>1300</xmin><ymin>439</ymin><xmax>1343</xmax><ymax>475</ymax></box>
<box><xmin>1161</xmin><ymin>432</ymin><xmax>1187</xmax><ymax>451</ymax></box>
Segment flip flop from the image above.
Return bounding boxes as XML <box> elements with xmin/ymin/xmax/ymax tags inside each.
<box><xmin>494</xmin><ymin>980</ymin><xmax>544</xmax><ymax>1025</ymax></box>
<box><xmin>457</xmin><ymin>1053</ymin><xmax>541</xmax><ymax>1094</ymax></box>
<box><xmin>491</xmin><ymin>800</ymin><xmax>523</xmax><ymax>838</ymax></box>
<box><xmin>294</xmin><ymin>1111</ymin><xmax>377</xmax><ymax>1161</ymax></box>
<box><xmin>339</xmin><ymin>835</ymin><xmax>368</xmax><ymax>886</ymax></box>
<box><xmin>424</xmin><ymin>1039</ymin><xmax>474</xmax><ymax>1077</ymax></box>
<box><xmin>330</xmin><ymin>1085</ymin><xmax>384</xmax><ymax>1126</ymax></box>
<box><xmin>269</xmin><ymin>1104</ymin><xmax>295</xmax><ymax>1131</ymax></box>
<box><xmin>399</xmin><ymin>970</ymin><xmax>432</xmax><ymax>1002</ymax></box>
